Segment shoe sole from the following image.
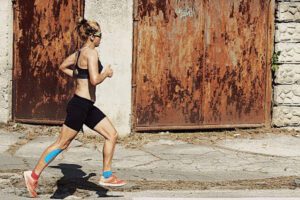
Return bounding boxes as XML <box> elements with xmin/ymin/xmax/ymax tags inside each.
<box><xmin>23</xmin><ymin>171</ymin><xmax>37</xmax><ymax>198</ymax></box>
<box><xmin>99</xmin><ymin>181</ymin><xmax>126</xmax><ymax>187</ymax></box>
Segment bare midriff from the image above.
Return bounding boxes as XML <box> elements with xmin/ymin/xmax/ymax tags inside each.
<box><xmin>74</xmin><ymin>79</ymin><xmax>96</xmax><ymax>102</ymax></box>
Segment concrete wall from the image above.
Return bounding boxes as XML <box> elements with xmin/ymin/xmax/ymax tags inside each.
<box><xmin>0</xmin><ymin>0</ymin><xmax>13</xmax><ymax>123</ymax></box>
<box><xmin>273</xmin><ymin>0</ymin><xmax>300</xmax><ymax>127</ymax></box>
<box><xmin>85</xmin><ymin>0</ymin><xmax>133</xmax><ymax>136</ymax></box>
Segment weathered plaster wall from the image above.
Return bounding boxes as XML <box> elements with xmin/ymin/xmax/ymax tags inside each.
<box><xmin>0</xmin><ymin>0</ymin><xmax>13</xmax><ymax>123</ymax></box>
<box><xmin>84</xmin><ymin>0</ymin><xmax>133</xmax><ymax>135</ymax></box>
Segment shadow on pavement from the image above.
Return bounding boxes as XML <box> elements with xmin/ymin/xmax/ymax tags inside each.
<box><xmin>49</xmin><ymin>163</ymin><xmax>123</xmax><ymax>199</ymax></box>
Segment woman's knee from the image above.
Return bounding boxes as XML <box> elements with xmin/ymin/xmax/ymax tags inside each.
<box><xmin>107</xmin><ymin>131</ymin><xmax>118</xmax><ymax>143</ymax></box>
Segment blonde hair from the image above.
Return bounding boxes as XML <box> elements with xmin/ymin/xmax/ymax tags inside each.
<box><xmin>76</xmin><ymin>17</ymin><xmax>100</xmax><ymax>41</ymax></box>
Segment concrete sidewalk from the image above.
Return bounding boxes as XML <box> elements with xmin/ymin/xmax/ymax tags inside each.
<box><xmin>0</xmin><ymin>128</ymin><xmax>300</xmax><ymax>199</ymax></box>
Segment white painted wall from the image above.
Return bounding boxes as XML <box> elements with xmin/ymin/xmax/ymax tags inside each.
<box><xmin>84</xmin><ymin>0</ymin><xmax>133</xmax><ymax>136</ymax></box>
<box><xmin>0</xmin><ymin>0</ymin><xmax>13</xmax><ymax>123</ymax></box>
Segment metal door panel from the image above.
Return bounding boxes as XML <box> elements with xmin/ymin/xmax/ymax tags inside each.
<box><xmin>13</xmin><ymin>0</ymin><xmax>84</xmax><ymax>123</ymax></box>
<box><xmin>134</xmin><ymin>0</ymin><xmax>205</xmax><ymax>128</ymax></box>
<box><xmin>133</xmin><ymin>0</ymin><xmax>275</xmax><ymax>131</ymax></box>
<box><xmin>202</xmin><ymin>0</ymin><xmax>269</xmax><ymax>125</ymax></box>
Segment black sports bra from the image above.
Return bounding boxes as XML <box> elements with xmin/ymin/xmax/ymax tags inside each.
<box><xmin>74</xmin><ymin>50</ymin><xmax>104</xmax><ymax>79</ymax></box>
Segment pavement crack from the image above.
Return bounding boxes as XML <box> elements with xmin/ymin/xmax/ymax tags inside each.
<box><xmin>210</xmin><ymin>144</ymin><xmax>289</xmax><ymax>159</ymax></box>
<box><xmin>126</xmin><ymin>148</ymin><xmax>165</xmax><ymax>168</ymax></box>
<box><xmin>131</xmin><ymin>158</ymin><xmax>162</xmax><ymax>168</ymax></box>
<box><xmin>138</xmin><ymin>148</ymin><xmax>163</xmax><ymax>160</ymax></box>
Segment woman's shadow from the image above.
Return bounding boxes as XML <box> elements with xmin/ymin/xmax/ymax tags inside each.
<box><xmin>49</xmin><ymin>163</ymin><xmax>123</xmax><ymax>199</ymax></box>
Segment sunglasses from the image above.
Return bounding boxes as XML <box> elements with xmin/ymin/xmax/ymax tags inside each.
<box><xmin>94</xmin><ymin>32</ymin><xmax>102</xmax><ymax>38</ymax></box>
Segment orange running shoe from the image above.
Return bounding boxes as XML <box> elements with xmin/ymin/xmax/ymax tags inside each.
<box><xmin>99</xmin><ymin>175</ymin><xmax>126</xmax><ymax>187</ymax></box>
<box><xmin>23</xmin><ymin>171</ymin><xmax>38</xmax><ymax>198</ymax></box>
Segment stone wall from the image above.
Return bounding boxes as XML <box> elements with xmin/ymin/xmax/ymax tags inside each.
<box><xmin>273</xmin><ymin>0</ymin><xmax>300</xmax><ymax>127</ymax></box>
<box><xmin>0</xmin><ymin>0</ymin><xmax>13</xmax><ymax>123</ymax></box>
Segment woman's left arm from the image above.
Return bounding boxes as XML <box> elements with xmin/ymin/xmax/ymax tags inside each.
<box><xmin>59</xmin><ymin>53</ymin><xmax>76</xmax><ymax>77</ymax></box>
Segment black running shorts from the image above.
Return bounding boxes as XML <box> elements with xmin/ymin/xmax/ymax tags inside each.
<box><xmin>64</xmin><ymin>94</ymin><xmax>106</xmax><ymax>132</ymax></box>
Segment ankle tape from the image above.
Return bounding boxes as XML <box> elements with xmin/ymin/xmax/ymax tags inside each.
<box><xmin>103</xmin><ymin>171</ymin><xmax>112</xmax><ymax>178</ymax></box>
<box><xmin>31</xmin><ymin>171</ymin><xmax>39</xmax><ymax>180</ymax></box>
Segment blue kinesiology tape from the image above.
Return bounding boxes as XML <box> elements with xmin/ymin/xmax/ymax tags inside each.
<box><xmin>44</xmin><ymin>149</ymin><xmax>62</xmax><ymax>164</ymax></box>
<box><xmin>103</xmin><ymin>171</ymin><xmax>112</xmax><ymax>179</ymax></box>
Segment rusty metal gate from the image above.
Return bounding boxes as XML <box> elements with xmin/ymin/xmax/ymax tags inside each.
<box><xmin>13</xmin><ymin>0</ymin><xmax>84</xmax><ymax>124</ymax></box>
<box><xmin>132</xmin><ymin>0</ymin><xmax>275</xmax><ymax>131</ymax></box>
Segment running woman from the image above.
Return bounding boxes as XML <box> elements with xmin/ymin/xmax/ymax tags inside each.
<box><xmin>23</xmin><ymin>17</ymin><xmax>126</xmax><ymax>198</ymax></box>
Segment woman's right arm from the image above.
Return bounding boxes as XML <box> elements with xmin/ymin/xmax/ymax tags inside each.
<box><xmin>88</xmin><ymin>49</ymin><xmax>112</xmax><ymax>86</ymax></box>
<box><xmin>59</xmin><ymin>53</ymin><xmax>77</xmax><ymax>77</ymax></box>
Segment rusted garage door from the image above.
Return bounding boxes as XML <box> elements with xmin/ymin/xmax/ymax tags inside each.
<box><xmin>13</xmin><ymin>0</ymin><xmax>84</xmax><ymax>124</ymax></box>
<box><xmin>133</xmin><ymin>0</ymin><xmax>275</xmax><ymax>131</ymax></box>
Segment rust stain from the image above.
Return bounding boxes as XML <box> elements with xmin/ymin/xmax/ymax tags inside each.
<box><xmin>136</xmin><ymin>0</ymin><xmax>204</xmax><ymax>126</ymax></box>
<box><xmin>203</xmin><ymin>0</ymin><xmax>269</xmax><ymax>125</ymax></box>
<box><xmin>138</xmin><ymin>0</ymin><xmax>172</xmax><ymax>22</ymax></box>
